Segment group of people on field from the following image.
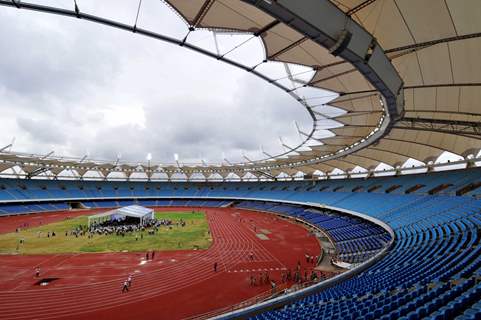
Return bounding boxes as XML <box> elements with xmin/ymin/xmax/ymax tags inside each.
<box><xmin>88</xmin><ymin>217</ymin><xmax>173</xmax><ymax>236</ymax></box>
<box><xmin>249</xmin><ymin>271</ymin><xmax>271</xmax><ymax>287</ymax></box>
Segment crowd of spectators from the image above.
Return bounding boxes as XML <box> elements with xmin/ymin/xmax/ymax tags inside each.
<box><xmin>86</xmin><ymin>217</ymin><xmax>174</xmax><ymax>237</ymax></box>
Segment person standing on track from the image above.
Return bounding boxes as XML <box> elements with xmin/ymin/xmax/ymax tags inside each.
<box><xmin>271</xmin><ymin>280</ymin><xmax>277</xmax><ymax>294</ymax></box>
<box><xmin>214</xmin><ymin>262</ymin><xmax>218</xmax><ymax>272</ymax></box>
<box><xmin>122</xmin><ymin>280</ymin><xmax>129</xmax><ymax>293</ymax></box>
<box><xmin>151</xmin><ymin>251</ymin><xmax>155</xmax><ymax>260</ymax></box>
<box><xmin>294</xmin><ymin>270</ymin><xmax>300</xmax><ymax>283</ymax></box>
<box><xmin>35</xmin><ymin>267</ymin><xmax>40</xmax><ymax>278</ymax></box>
<box><xmin>127</xmin><ymin>275</ymin><xmax>132</xmax><ymax>287</ymax></box>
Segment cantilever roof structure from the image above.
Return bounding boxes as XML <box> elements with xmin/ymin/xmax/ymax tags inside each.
<box><xmin>0</xmin><ymin>0</ymin><xmax>480</xmax><ymax>180</ymax></box>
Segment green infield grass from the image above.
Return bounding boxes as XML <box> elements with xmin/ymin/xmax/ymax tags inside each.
<box><xmin>0</xmin><ymin>211</ymin><xmax>211</xmax><ymax>255</ymax></box>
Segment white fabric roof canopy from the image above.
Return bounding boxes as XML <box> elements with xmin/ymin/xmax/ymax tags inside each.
<box><xmin>116</xmin><ymin>205</ymin><xmax>154</xmax><ymax>219</ymax></box>
<box><xmin>161</xmin><ymin>0</ymin><xmax>481</xmax><ymax>175</ymax></box>
<box><xmin>88</xmin><ymin>205</ymin><xmax>154</xmax><ymax>226</ymax></box>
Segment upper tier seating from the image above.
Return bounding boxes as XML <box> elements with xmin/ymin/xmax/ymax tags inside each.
<box><xmin>0</xmin><ymin>168</ymin><xmax>481</xmax><ymax>204</ymax></box>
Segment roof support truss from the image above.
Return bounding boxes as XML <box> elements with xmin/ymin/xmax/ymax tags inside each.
<box><xmin>26</xmin><ymin>167</ymin><xmax>49</xmax><ymax>179</ymax></box>
<box><xmin>346</xmin><ymin>0</ymin><xmax>379</xmax><ymax>16</ymax></box>
<box><xmin>394</xmin><ymin>117</ymin><xmax>481</xmax><ymax>138</ymax></box>
<box><xmin>191</xmin><ymin>0</ymin><xmax>215</xmax><ymax>29</ymax></box>
<box><xmin>386</xmin><ymin>32</ymin><xmax>481</xmax><ymax>54</ymax></box>
<box><xmin>241</xmin><ymin>0</ymin><xmax>404</xmax><ymax>167</ymax></box>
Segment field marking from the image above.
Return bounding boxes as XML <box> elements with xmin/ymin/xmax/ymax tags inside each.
<box><xmin>256</xmin><ymin>234</ymin><xmax>269</xmax><ymax>240</ymax></box>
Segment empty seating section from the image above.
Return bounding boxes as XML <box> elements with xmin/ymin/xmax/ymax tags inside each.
<box><xmin>0</xmin><ymin>168</ymin><xmax>480</xmax><ymax>204</ymax></box>
<box><xmin>0</xmin><ymin>202</ymin><xmax>69</xmax><ymax>215</ymax></box>
<box><xmin>0</xmin><ymin>199</ymin><xmax>231</xmax><ymax>215</ymax></box>
<box><xmin>247</xmin><ymin>199</ymin><xmax>481</xmax><ymax>319</ymax></box>
<box><xmin>0</xmin><ymin>167</ymin><xmax>480</xmax><ymax>319</ymax></box>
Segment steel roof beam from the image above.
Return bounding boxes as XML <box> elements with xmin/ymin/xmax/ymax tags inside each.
<box><xmin>242</xmin><ymin>0</ymin><xmax>404</xmax><ymax>168</ymax></box>
<box><xmin>386</xmin><ymin>32</ymin><xmax>481</xmax><ymax>54</ymax></box>
<box><xmin>394</xmin><ymin>117</ymin><xmax>481</xmax><ymax>138</ymax></box>
<box><xmin>346</xmin><ymin>0</ymin><xmax>379</xmax><ymax>16</ymax></box>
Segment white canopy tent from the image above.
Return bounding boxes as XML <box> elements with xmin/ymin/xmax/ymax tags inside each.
<box><xmin>88</xmin><ymin>205</ymin><xmax>154</xmax><ymax>227</ymax></box>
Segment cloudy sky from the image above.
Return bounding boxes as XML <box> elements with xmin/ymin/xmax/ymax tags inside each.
<box><xmin>0</xmin><ymin>0</ymin><xmax>339</xmax><ymax>165</ymax></box>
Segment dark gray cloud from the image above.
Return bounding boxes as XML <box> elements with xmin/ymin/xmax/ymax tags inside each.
<box><xmin>16</xmin><ymin>117</ymin><xmax>66</xmax><ymax>145</ymax></box>
<box><xmin>0</xmin><ymin>2</ymin><xmax>318</xmax><ymax>165</ymax></box>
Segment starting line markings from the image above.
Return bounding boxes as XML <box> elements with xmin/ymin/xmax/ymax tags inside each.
<box><xmin>227</xmin><ymin>267</ymin><xmax>287</xmax><ymax>273</ymax></box>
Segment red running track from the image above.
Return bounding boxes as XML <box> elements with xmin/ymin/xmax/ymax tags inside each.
<box><xmin>0</xmin><ymin>207</ymin><xmax>321</xmax><ymax>320</ymax></box>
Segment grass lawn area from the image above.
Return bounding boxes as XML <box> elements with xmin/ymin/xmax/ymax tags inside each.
<box><xmin>0</xmin><ymin>211</ymin><xmax>211</xmax><ymax>255</ymax></box>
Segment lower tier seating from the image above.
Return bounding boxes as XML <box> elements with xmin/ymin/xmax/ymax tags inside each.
<box><xmin>249</xmin><ymin>195</ymin><xmax>481</xmax><ymax>320</ymax></box>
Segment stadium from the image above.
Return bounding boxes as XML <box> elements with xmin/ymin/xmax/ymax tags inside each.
<box><xmin>0</xmin><ymin>0</ymin><xmax>480</xmax><ymax>319</ymax></box>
